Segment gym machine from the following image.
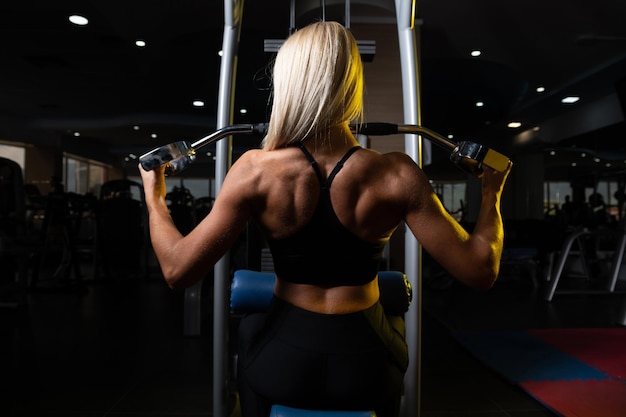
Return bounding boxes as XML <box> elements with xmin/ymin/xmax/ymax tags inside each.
<box><xmin>138</xmin><ymin>1</ymin><xmax>511</xmax><ymax>416</ymax></box>
<box><xmin>139</xmin><ymin>122</ymin><xmax>510</xmax><ymax>177</ymax></box>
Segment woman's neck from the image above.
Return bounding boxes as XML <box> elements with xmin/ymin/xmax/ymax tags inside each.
<box><xmin>305</xmin><ymin>124</ymin><xmax>359</xmax><ymax>154</ymax></box>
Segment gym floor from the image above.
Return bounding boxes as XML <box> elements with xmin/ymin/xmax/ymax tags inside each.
<box><xmin>1</xmin><ymin>258</ymin><xmax>624</xmax><ymax>417</ymax></box>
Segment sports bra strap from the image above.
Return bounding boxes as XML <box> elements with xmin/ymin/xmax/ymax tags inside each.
<box><xmin>298</xmin><ymin>144</ymin><xmax>325</xmax><ymax>185</ymax></box>
<box><xmin>298</xmin><ymin>144</ymin><xmax>361</xmax><ymax>189</ymax></box>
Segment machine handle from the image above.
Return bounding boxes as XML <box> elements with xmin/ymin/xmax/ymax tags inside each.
<box><xmin>139</xmin><ymin>123</ymin><xmax>268</xmax><ymax>175</ymax></box>
<box><xmin>140</xmin><ymin>122</ymin><xmax>510</xmax><ymax>177</ymax></box>
<box><xmin>351</xmin><ymin>122</ymin><xmax>510</xmax><ymax>176</ymax></box>
<box><xmin>351</xmin><ymin>122</ymin><xmax>458</xmax><ymax>151</ymax></box>
<box><xmin>190</xmin><ymin>123</ymin><xmax>268</xmax><ymax>149</ymax></box>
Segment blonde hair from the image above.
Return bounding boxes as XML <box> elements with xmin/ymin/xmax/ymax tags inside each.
<box><xmin>262</xmin><ymin>21</ymin><xmax>364</xmax><ymax>150</ymax></box>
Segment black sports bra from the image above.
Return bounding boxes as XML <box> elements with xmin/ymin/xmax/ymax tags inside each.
<box><xmin>266</xmin><ymin>144</ymin><xmax>385</xmax><ymax>286</ymax></box>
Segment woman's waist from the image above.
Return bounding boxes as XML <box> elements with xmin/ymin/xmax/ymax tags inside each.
<box><xmin>273</xmin><ymin>277</ymin><xmax>380</xmax><ymax>314</ymax></box>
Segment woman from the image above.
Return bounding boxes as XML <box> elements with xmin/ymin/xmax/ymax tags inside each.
<box><xmin>140</xmin><ymin>21</ymin><xmax>511</xmax><ymax>417</ymax></box>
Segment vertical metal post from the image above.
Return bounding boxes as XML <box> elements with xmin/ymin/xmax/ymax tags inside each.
<box><xmin>395</xmin><ymin>1</ymin><xmax>422</xmax><ymax>416</ymax></box>
<box><xmin>214</xmin><ymin>1</ymin><xmax>244</xmax><ymax>416</ymax></box>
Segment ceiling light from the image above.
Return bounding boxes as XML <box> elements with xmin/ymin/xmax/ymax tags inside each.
<box><xmin>549</xmin><ymin>150</ymin><xmax>556</xmax><ymax>156</ymax></box>
<box><xmin>218</xmin><ymin>50</ymin><xmax>223</xmax><ymax>57</ymax></box>
<box><xmin>536</xmin><ymin>86</ymin><xmax>545</xmax><ymax>93</ymax></box>
<box><xmin>193</xmin><ymin>100</ymin><xmax>205</xmax><ymax>107</ymax></box>
<box><xmin>73</xmin><ymin>131</ymin><xmax>80</xmax><ymax>137</ymax></box>
<box><xmin>593</xmin><ymin>157</ymin><xmax>601</xmax><ymax>162</ymax></box>
<box><xmin>447</xmin><ymin>134</ymin><xmax>454</xmax><ymax>139</ymax></box>
<box><xmin>571</xmin><ymin>162</ymin><xmax>577</xmax><ymax>167</ymax></box>
<box><xmin>69</xmin><ymin>15</ymin><xmax>89</xmax><ymax>26</ymax></box>
<box><xmin>133</xmin><ymin>125</ymin><xmax>140</xmax><ymax>130</ymax></box>
<box><xmin>135</xmin><ymin>40</ymin><xmax>146</xmax><ymax>47</ymax></box>
<box><xmin>239</xmin><ymin>108</ymin><xmax>248</xmax><ymax>114</ymax></box>
<box><xmin>562</xmin><ymin>96</ymin><xmax>580</xmax><ymax>104</ymax></box>
<box><xmin>507</xmin><ymin>121</ymin><xmax>522</xmax><ymax>128</ymax></box>
<box><xmin>470</xmin><ymin>50</ymin><xmax>481</xmax><ymax>57</ymax></box>
<box><xmin>475</xmin><ymin>101</ymin><xmax>484</xmax><ymax>107</ymax></box>
<box><xmin>151</xmin><ymin>133</ymin><xmax>158</xmax><ymax>139</ymax></box>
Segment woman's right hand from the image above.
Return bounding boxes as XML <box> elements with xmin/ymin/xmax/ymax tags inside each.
<box><xmin>138</xmin><ymin>163</ymin><xmax>167</xmax><ymax>206</ymax></box>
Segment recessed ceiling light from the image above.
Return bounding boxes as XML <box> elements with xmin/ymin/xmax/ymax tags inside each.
<box><xmin>69</xmin><ymin>15</ymin><xmax>89</xmax><ymax>26</ymax></box>
<box><xmin>218</xmin><ymin>50</ymin><xmax>224</xmax><ymax>57</ymax></box>
<box><xmin>133</xmin><ymin>125</ymin><xmax>140</xmax><ymax>130</ymax></box>
<box><xmin>562</xmin><ymin>96</ymin><xmax>580</xmax><ymax>104</ymax></box>
<box><xmin>447</xmin><ymin>134</ymin><xmax>454</xmax><ymax>139</ymax></box>
<box><xmin>239</xmin><ymin>108</ymin><xmax>248</xmax><ymax>114</ymax></box>
<box><xmin>193</xmin><ymin>100</ymin><xmax>205</xmax><ymax>107</ymax></box>
<box><xmin>507</xmin><ymin>121</ymin><xmax>522</xmax><ymax>128</ymax></box>
<box><xmin>73</xmin><ymin>131</ymin><xmax>80</xmax><ymax>137</ymax></box>
<box><xmin>151</xmin><ymin>133</ymin><xmax>158</xmax><ymax>139</ymax></box>
<box><xmin>470</xmin><ymin>50</ymin><xmax>481</xmax><ymax>57</ymax></box>
<box><xmin>536</xmin><ymin>86</ymin><xmax>545</xmax><ymax>93</ymax></box>
<box><xmin>135</xmin><ymin>40</ymin><xmax>146</xmax><ymax>47</ymax></box>
<box><xmin>475</xmin><ymin>101</ymin><xmax>484</xmax><ymax>107</ymax></box>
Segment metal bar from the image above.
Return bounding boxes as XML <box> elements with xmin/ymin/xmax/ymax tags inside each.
<box><xmin>191</xmin><ymin>123</ymin><xmax>267</xmax><ymax>150</ymax></box>
<box><xmin>212</xmin><ymin>1</ymin><xmax>244</xmax><ymax>416</ymax></box>
<box><xmin>351</xmin><ymin>122</ymin><xmax>457</xmax><ymax>151</ymax></box>
<box><xmin>395</xmin><ymin>1</ymin><xmax>421</xmax><ymax>416</ymax></box>
<box><xmin>397</xmin><ymin>125</ymin><xmax>457</xmax><ymax>150</ymax></box>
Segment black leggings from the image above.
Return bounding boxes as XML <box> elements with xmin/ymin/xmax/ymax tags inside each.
<box><xmin>237</xmin><ymin>297</ymin><xmax>408</xmax><ymax>417</ymax></box>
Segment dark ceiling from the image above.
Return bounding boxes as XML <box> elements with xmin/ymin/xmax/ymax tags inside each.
<box><xmin>1</xmin><ymin>0</ymin><xmax>625</xmax><ymax>180</ymax></box>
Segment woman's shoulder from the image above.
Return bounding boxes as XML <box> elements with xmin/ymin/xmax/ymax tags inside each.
<box><xmin>235</xmin><ymin>147</ymin><xmax>303</xmax><ymax>168</ymax></box>
<box><xmin>230</xmin><ymin>147</ymin><xmax>308</xmax><ymax>184</ymax></box>
<box><xmin>353</xmin><ymin>149</ymin><xmax>429</xmax><ymax>192</ymax></box>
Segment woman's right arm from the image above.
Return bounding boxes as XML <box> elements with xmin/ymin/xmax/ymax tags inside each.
<box><xmin>139</xmin><ymin>151</ymin><xmax>261</xmax><ymax>290</ymax></box>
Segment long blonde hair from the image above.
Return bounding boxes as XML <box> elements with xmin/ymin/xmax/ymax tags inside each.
<box><xmin>262</xmin><ymin>21</ymin><xmax>364</xmax><ymax>150</ymax></box>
